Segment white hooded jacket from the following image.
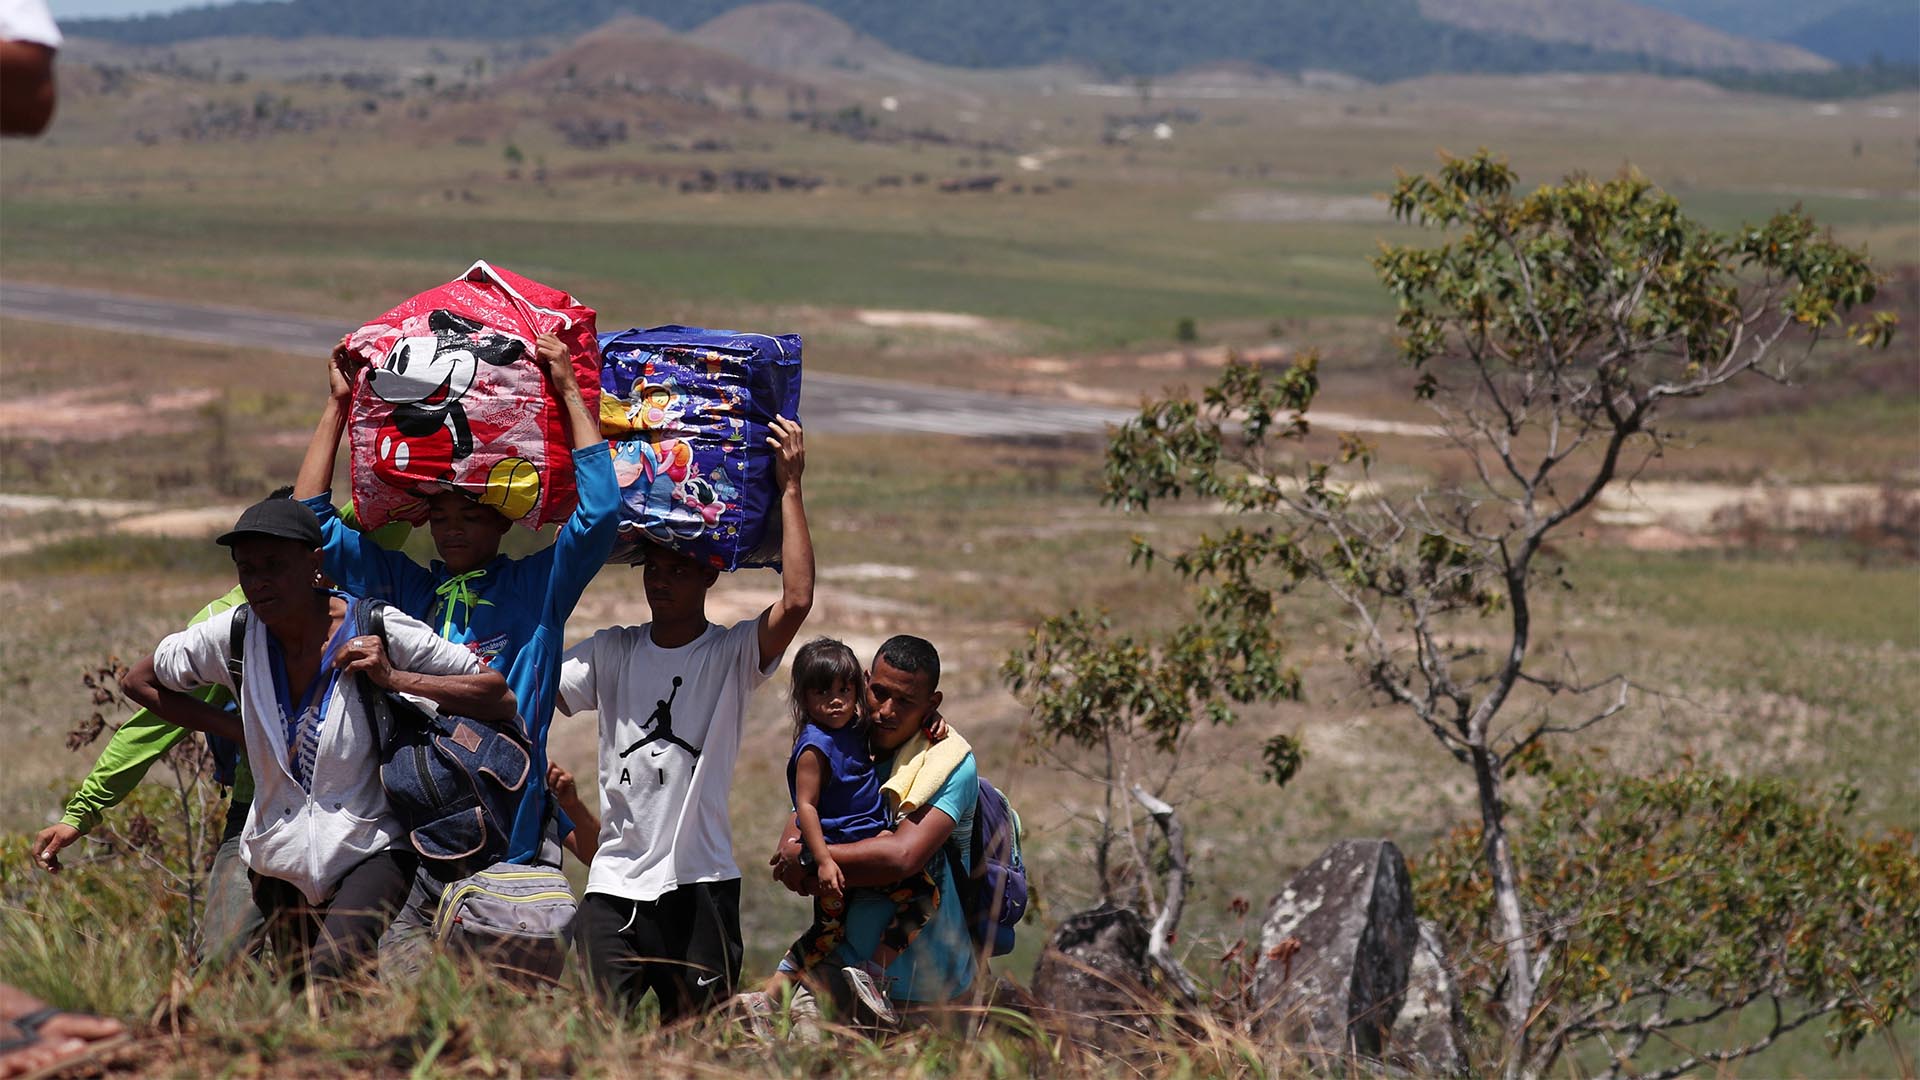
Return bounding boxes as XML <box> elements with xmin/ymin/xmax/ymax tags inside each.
<box><xmin>153</xmin><ymin>600</ymin><xmax>482</xmax><ymax>904</ymax></box>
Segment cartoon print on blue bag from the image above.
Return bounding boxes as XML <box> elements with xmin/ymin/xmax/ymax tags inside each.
<box><xmin>598</xmin><ymin>325</ymin><xmax>802</xmax><ymax>569</ymax></box>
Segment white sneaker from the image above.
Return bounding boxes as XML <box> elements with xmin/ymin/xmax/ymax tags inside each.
<box><xmin>837</xmin><ymin>965</ymin><xmax>900</xmax><ymax>1029</ymax></box>
<box><xmin>731</xmin><ymin>991</ymin><xmax>776</xmax><ymax>1042</ymax></box>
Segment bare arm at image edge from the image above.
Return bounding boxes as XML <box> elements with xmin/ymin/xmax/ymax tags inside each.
<box><xmin>0</xmin><ymin>39</ymin><xmax>56</xmax><ymax>136</ymax></box>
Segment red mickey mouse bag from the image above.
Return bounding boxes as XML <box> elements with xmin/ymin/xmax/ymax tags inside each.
<box><xmin>343</xmin><ymin>261</ymin><xmax>600</xmax><ymax>529</ymax></box>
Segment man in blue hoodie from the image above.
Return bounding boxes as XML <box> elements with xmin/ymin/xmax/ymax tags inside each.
<box><xmin>293</xmin><ymin>328</ymin><xmax>617</xmax><ymax>974</ymax></box>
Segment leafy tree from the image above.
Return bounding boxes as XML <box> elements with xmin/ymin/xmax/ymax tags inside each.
<box><xmin>1095</xmin><ymin>150</ymin><xmax>1892</xmax><ymax>1075</ymax></box>
<box><xmin>1419</xmin><ymin>758</ymin><xmax>1920</xmax><ymax>1079</ymax></box>
<box><xmin>1003</xmin><ymin>606</ymin><xmax>1304</xmax><ymax>997</ymax></box>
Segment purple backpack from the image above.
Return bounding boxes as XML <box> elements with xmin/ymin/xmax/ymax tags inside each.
<box><xmin>949</xmin><ymin>776</ymin><xmax>1028</xmax><ymax>956</ymax></box>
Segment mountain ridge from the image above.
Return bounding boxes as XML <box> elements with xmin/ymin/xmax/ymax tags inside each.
<box><xmin>65</xmin><ymin>0</ymin><xmax>1834</xmax><ymax>80</ymax></box>
<box><xmin>1785</xmin><ymin>0</ymin><xmax>1920</xmax><ymax>67</ymax></box>
<box><xmin>1415</xmin><ymin>0</ymin><xmax>1830</xmax><ymax>72</ymax></box>
<box><xmin>1631</xmin><ymin>0</ymin><xmax>1852</xmax><ymax>42</ymax></box>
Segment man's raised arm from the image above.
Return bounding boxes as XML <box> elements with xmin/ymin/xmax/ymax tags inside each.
<box><xmin>534</xmin><ymin>332</ymin><xmax>602</xmax><ymax>452</ymax></box>
<box><xmin>293</xmin><ymin>341</ymin><xmax>359</xmax><ymax>501</ymax></box>
<box><xmin>530</xmin><ymin>333</ymin><xmax>620</xmax><ymax>618</ymax></box>
<box><xmin>757</xmin><ymin>416</ymin><xmax>813</xmax><ymax>664</ymax></box>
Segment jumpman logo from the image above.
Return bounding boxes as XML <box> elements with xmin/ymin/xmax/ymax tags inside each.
<box><xmin>618</xmin><ymin>676</ymin><xmax>700</xmax><ymax>760</ymax></box>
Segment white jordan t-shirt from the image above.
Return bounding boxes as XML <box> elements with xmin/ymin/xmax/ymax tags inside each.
<box><xmin>557</xmin><ymin>617</ymin><xmax>777</xmax><ymax>902</ymax></box>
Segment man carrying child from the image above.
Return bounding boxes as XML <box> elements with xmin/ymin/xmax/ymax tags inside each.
<box><xmin>768</xmin><ymin>635</ymin><xmax>981</xmax><ymax>1016</ymax></box>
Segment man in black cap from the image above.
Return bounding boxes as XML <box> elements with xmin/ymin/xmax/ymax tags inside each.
<box><xmin>119</xmin><ymin>497</ymin><xmax>514</xmax><ymax>989</ymax></box>
<box><xmin>31</xmin><ymin>489</ymin><xmax>413</xmax><ymax>973</ymax></box>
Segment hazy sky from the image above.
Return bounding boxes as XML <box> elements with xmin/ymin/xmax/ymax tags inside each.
<box><xmin>49</xmin><ymin>0</ymin><xmax>268</xmax><ymax>19</ymax></box>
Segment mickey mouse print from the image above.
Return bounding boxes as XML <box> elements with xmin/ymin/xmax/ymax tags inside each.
<box><xmin>343</xmin><ymin>261</ymin><xmax>602</xmax><ymax>530</ymax></box>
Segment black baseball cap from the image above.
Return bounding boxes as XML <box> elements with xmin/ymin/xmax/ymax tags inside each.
<box><xmin>216</xmin><ymin>497</ymin><xmax>324</xmax><ymax>548</ymax></box>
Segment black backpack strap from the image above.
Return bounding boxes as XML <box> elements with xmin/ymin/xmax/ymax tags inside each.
<box><xmin>357</xmin><ymin>597</ymin><xmax>390</xmax><ymax>647</ymax></box>
<box><xmin>349</xmin><ymin>598</ymin><xmax>396</xmax><ymax>756</ymax></box>
<box><xmin>943</xmin><ymin>837</ymin><xmax>983</xmax><ymax>946</ymax></box>
<box><xmin>944</xmin><ymin>786</ymin><xmax>989</xmax><ymax>927</ymax></box>
<box><xmin>972</xmin><ymin>780</ymin><xmax>993</xmax><ymax>875</ymax></box>
<box><xmin>225</xmin><ymin>603</ymin><xmax>251</xmax><ymax>694</ymax></box>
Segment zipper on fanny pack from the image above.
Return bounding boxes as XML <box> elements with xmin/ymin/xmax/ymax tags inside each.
<box><xmin>434</xmin><ymin>870</ymin><xmax>570</xmax><ymax>909</ymax></box>
<box><xmin>473</xmin><ymin>869</ymin><xmax>569</xmax><ymax>883</ymax></box>
<box><xmin>435</xmin><ymin>884</ymin><xmax>575</xmax><ymax>944</ymax></box>
<box><xmin>451</xmin><ymin>886</ymin><xmax>574</xmax><ymax>904</ymax></box>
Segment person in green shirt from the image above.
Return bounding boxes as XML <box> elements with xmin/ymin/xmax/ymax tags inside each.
<box><xmin>29</xmin><ymin>499</ymin><xmax>408</xmax><ymax>968</ymax></box>
<box><xmin>36</xmin><ymin>583</ymin><xmax>246</xmax><ymax>843</ymax></box>
<box><xmin>31</xmin><ymin>585</ymin><xmax>257</xmax><ymax>966</ymax></box>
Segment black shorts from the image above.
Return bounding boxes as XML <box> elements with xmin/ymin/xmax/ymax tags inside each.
<box><xmin>573</xmin><ymin>879</ymin><xmax>742</xmax><ymax>1022</ymax></box>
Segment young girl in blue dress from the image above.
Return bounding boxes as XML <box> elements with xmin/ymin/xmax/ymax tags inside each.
<box><xmin>778</xmin><ymin>637</ymin><xmax>940</xmax><ymax>993</ymax></box>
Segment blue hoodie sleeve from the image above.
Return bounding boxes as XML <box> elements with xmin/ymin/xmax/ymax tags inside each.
<box><xmin>535</xmin><ymin>442</ymin><xmax>620</xmax><ymax>630</ymax></box>
<box><xmin>302</xmin><ymin>494</ymin><xmax>434</xmax><ymax>608</ymax></box>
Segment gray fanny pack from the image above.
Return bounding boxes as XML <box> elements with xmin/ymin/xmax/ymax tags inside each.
<box><xmin>430</xmin><ymin>862</ymin><xmax>576</xmax><ymax>988</ymax></box>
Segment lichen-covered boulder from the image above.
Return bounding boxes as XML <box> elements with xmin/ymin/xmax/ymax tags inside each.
<box><xmin>1390</xmin><ymin>920</ymin><xmax>1472</xmax><ymax>1076</ymax></box>
<box><xmin>1251</xmin><ymin>839</ymin><xmax>1418</xmax><ymax>1064</ymax></box>
<box><xmin>1031</xmin><ymin>904</ymin><xmax>1156</xmax><ymax>1047</ymax></box>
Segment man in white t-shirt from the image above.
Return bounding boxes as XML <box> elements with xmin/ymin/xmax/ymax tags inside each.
<box><xmin>0</xmin><ymin>0</ymin><xmax>60</xmax><ymax>135</ymax></box>
<box><xmin>557</xmin><ymin>416</ymin><xmax>813</xmax><ymax>1021</ymax></box>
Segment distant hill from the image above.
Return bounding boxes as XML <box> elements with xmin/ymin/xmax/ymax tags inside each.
<box><xmin>1416</xmin><ymin>0</ymin><xmax>1830</xmax><ymax>72</ymax></box>
<box><xmin>1633</xmin><ymin>0</ymin><xmax>1916</xmax><ymax>67</ymax></box>
<box><xmin>1631</xmin><ymin>0</ymin><xmax>1854</xmax><ymax>42</ymax></box>
<box><xmin>64</xmin><ymin>0</ymin><xmax>1827</xmax><ymax>80</ymax></box>
<box><xmin>501</xmin><ymin>24</ymin><xmax>803</xmax><ymax>95</ymax></box>
<box><xmin>1785</xmin><ymin>0</ymin><xmax>1920</xmax><ymax>67</ymax></box>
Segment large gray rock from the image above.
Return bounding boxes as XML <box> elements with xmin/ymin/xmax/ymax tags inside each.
<box><xmin>1389</xmin><ymin>920</ymin><xmax>1472</xmax><ymax>1076</ymax></box>
<box><xmin>1030</xmin><ymin>904</ymin><xmax>1157</xmax><ymax>1048</ymax></box>
<box><xmin>1251</xmin><ymin>839</ymin><xmax>1419</xmax><ymax>1064</ymax></box>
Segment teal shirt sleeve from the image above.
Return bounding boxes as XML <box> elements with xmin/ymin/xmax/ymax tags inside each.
<box><xmin>922</xmin><ymin>754</ymin><xmax>978</xmax><ymax>867</ymax></box>
<box><xmin>58</xmin><ymin>586</ymin><xmax>246</xmax><ymax>834</ymax></box>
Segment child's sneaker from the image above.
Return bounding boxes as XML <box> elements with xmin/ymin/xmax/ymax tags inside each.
<box><xmin>836</xmin><ymin>965</ymin><xmax>900</xmax><ymax>1029</ymax></box>
<box><xmin>730</xmin><ymin>991</ymin><xmax>776</xmax><ymax>1042</ymax></box>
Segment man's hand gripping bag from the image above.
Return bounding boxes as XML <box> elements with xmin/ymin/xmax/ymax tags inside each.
<box><xmin>345</xmin><ymin>261</ymin><xmax>600</xmax><ymax>529</ymax></box>
<box><xmin>597</xmin><ymin>325</ymin><xmax>801</xmax><ymax>570</ymax></box>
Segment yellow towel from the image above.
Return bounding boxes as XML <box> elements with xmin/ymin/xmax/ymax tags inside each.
<box><xmin>880</xmin><ymin>728</ymin><xmax>973</xmax><ymax>817</ymax></box>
